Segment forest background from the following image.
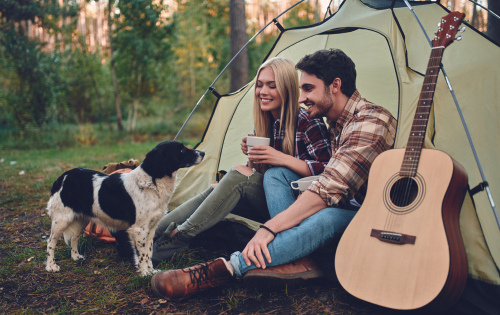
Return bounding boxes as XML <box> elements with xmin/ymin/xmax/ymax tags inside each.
<box><xmin>1</xmin><ymin>0</ymin><xmax>497</xmax><ymax>151</ymax></box>
<box><xmin>0</xmin><ymin>1</ymin><xmax>499</xmax><ymax>313</ymax></box>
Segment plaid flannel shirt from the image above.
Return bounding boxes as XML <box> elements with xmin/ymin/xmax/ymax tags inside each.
<box><xmin>271</xmin><ymin>107</ymin><xmax>331</xmax><ymax>175</ymax></box>
<box><xmin>308</xmin><ymin>90</ymin><xmax>397</xmax><ymax>206</ymax></box>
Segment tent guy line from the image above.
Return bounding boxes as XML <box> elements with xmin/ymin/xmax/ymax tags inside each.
<box><xmin>403</xmin><ymin>0</ymin><xmax>500</xmax><ymax>231</ymax></box>
<box><xmin>173</xmin><ymin>0</ymin><xmax>307</xmax><ymax>141</ymax></box>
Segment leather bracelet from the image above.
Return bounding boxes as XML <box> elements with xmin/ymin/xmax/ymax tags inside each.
<box><xmin>259</xmin><ymin>225</ymin><xmax>277</xmax><ymax>238</ymax></box>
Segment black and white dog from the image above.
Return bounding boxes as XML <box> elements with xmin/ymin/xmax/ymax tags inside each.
<box><xmin>45</xmin><ymin>141</ymin><xmax>204</xmax><ymax>276</ymax></box>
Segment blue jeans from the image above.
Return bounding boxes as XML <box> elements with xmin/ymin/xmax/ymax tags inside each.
<box><xmin>230</xmin><ymin>167</ymin><xmax>358</xmax><ymax>278</ymax></box>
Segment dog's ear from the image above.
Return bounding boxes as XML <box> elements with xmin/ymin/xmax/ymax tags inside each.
<box><xmin>142</xmin><ymin>144</ymin><xmax>176</xmax><ymax>185</ymax></box>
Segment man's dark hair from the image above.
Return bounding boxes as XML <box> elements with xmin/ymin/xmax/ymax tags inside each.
<box><xmin>296</xmin><ymin>49</ymin><xmax>357</xmax><ymax>97</ymax></box>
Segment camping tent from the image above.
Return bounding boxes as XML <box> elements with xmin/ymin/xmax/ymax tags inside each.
<box><xmin>169</xmin><ymin>0</ymin><xmax>500</xmax><ymax>312</ymax></box>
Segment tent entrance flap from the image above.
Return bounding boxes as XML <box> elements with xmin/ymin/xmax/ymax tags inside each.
<box><xmin>220</xmin><ymin>29</ymin><xmax>400</xmax><ymax>171</ymax></box>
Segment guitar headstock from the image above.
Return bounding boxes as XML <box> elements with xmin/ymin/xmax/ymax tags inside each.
<box><xmin>432</xmin><ymin>11</ymin><xmax>465</xmax><ymax>48</ymax></box>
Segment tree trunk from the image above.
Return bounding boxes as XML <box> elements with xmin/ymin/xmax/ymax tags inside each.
<box><xmin>488</xmin><ymin>0</ymin><xmax>500</xmax><ymax>44</ymax></box>
<box><xmin>190</xmin><ymin>50</ymin><xmax>196</xmax><ymax>97</ymax></box>
<box><xmin>126</xmin><ymin>104</ymin><xmax>133</xmax><ymax>132</ymax></box>
<box><xmin>230</xmin><ymin>0</ymin><xmax>249</xmax><ymax>93</ymax></box>
<box><xmin>450</xmin><ymin>0</ymin><xmax>456</xmax><ymax>12</ymax></box>
<box><xmin>132</xmin><ymin>70</ymin><xmax>141</xmax><ymax>131</ymax></box>
<box><xmin>472</xmin><ymin>4</ymin><xmax>479</xmax><ymax>29</ymax></box>
<box><xmin>314</xmin><ymin>0</ymin><xmax>321</xmax><ymax>23</ymax></box>
<box><xmin>108</xmin><ymin>0</ymin><xmax>124</xmax><ymax>131</ymax></box>
<box><xmin>89</xmin><ymin>69</ymin><xmax>113</xmax><ymax>131</ymax></box>
<box><xmin>132</xmin><ymin>99</ymin><xmax>139</xmax><ymax>131</ymax></box>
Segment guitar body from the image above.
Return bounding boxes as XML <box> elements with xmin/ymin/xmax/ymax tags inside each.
<box><xmin>335</xmin><ymin>148</ymin><xmax>468</xmax><ymax>310</ymax></box>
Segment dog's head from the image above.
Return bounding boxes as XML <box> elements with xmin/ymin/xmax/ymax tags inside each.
<box><xmin>142</xmin><ymin>141</ymin><xmax>205</xmax><ymax>184</ymax></box>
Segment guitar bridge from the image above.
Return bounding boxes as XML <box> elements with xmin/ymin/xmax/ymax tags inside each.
<box><xmin>370</xmin><ymin>229</ymin><xmax>416</xmax><ymax>245</ymax></box>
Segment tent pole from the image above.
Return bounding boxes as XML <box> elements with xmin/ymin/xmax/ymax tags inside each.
<box><xmin>324</xmin><ymin>0</ymin><xmax>335</xmax><ymax>20</ymax></box>
<box><xmin>402</xmin><ymin>0</ymin><xmax>500</xmax><ymax>230</ymax></box>
<box><xmin>468</xmin><ymin>0</ymin><xmax>500</xmax><ymax>20</ymax></box>
<box><xmin>174</xmin><ymin>0</ymin><xmax>307</xmax><ymax>141</ymax></box>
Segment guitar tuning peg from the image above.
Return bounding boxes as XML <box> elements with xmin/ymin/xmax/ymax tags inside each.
<box><xmin>464</xmin><ymin>19</ymin><xmax>470</xmax><ymax>23</ymax></box>
<box><xmin>459</xmin><ymin>26</ymin><xmax>466</xmax><ymax>33</ymax></box>
<box><xmin>456</xmin><ymin>36</ymin><xmax>462</xmax><ymax>41</ymax></box>
<box><xmin>438</xmin><ymin>22</ymin><xmax>441</xmax><ymax>27</ymax></box>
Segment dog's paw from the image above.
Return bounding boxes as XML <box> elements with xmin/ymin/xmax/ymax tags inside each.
<box><xmin>72</xmin><ymin>254</ymin><xmax>85</xmax><ymax>261</ymax></box>
<box><xmin>46</xmin><ymin>263</ymin><xmax>60</xmax><ymax>272</ymax></box>
<box><xmin>137</xmin><ymin>267</ymin><xmax>158</xmax><ymax>277</ymax></box>
<box><xmin>137</xmin><ymin>270</ymin><xmax>151</xmax><ymax>277</ymax></box>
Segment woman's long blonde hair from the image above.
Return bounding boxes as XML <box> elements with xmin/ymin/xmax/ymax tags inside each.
<box><xmin>253</xmin><ymin>57</ymin><xmax>299</xmax><ymax>158</ymax></box>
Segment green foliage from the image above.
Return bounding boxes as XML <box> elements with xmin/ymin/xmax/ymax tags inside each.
<box><xmin>0</xmin><ymin>0</ymin><xmax>79</xmax><ymax>131</ymax></box>
<box><xmin>1</xmin><ymin>28</ymin><xmax>63</xmax><ymax>129</ymax></box>
<box><xmin>0</xmin><ymin>0</ymin><xmax>319</xmax><ymax>149</ymax></box>
<box><xmin>113</xmin><ymin>0</ymin><xmax>174</xmax><ymax>114</ymax></box>
<box><xmin>0</xmin><ymin>0</ymin><xmax>79</xmax><ymax>29</ymax></box>
<box><xmin>169</xmin><ymin>0</ymin><xmax>230</xmax><ymax>106</ymax></box>
<box><xmin>283</xmin><ymin>2</ymin><xmax>318</xmax><ymax>29</ymax></box>
<box><xmin>60</xmin><ymin>42</ymin><xmax>113</xmax><ymax>124</ymax></box>
<box><xmin>248</xmin><ymin>1</ymin><xmax>318</xmax><ymax>80</ymax></box>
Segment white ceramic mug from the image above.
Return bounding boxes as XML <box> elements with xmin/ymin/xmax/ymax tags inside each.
<box><xmin>290</xmin><ymin>175</ymin><xmax>321</xmax><ymax>192</ymax></box>
<box><xmin>246</xmin><ymin>136</ymin><xmax>270</xmax><ymax>153</ymax></box>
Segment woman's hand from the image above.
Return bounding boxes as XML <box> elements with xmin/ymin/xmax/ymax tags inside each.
<box><xmin>240</xmin><ymin>134</ymin><xmax>254</xmax><ymax>156</ymax></box>
<box><xmin>248</xmin><ymin>146</ymin><xmax>286</xmax><ymax>166</ymax></box>
<box><xmin>242</xmin><ymin>228</ymin><xmax>275</xmax><ymax>269</ymax></box>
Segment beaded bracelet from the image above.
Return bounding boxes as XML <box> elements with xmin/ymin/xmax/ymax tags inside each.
<box><xmin>259</xmin><ymin>225</ymin><xmax>277</xmax><ymax>238</ymax></box>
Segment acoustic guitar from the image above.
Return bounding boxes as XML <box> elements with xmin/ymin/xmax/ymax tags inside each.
<box><xmin>335</xmin><ymin>12</ymin><xmax>468</xmax><ymax>311</ymax></box>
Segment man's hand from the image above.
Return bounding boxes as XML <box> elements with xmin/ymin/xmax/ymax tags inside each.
<box><xmin>248</xmin><ymin>146</ymin><xmax>286</xmax><ymax>166</ymax></box>
<box><xmin>242</xmin><ymin>228</ymin><xmax>275</xmax><ymax>269</ymax></box>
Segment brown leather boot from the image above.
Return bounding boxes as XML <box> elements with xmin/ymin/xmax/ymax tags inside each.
<box><xmin>151</xmin><ymin>258</ymin><xmax>234</xmax><ymax>299</ymax></box>
<box><xmin>243</xmin><ymin>255</ymin><xmax>324</xmax><ymax>290</ymax></box>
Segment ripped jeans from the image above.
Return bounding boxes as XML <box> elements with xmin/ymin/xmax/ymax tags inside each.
<box><xmin>154</xmin><ymin>167</ymin><xmax>270</xmax><ymax>239</ymax></box>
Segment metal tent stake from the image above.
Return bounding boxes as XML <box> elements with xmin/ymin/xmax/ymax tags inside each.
<box><xmin>402</xmin><ymin>0</ymin><xmax>500</xmax><ymax>230</ymax></box>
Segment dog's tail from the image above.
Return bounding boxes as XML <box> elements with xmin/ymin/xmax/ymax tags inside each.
<box><xmin>62</xmin><ymin>218</ymin><xmax>89</xmax><ymax>245</ymax></box>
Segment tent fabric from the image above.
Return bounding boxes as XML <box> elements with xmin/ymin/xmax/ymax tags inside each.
<box><xmin>168</xmin><ymin>0</ymin><xmax>500</xmax><ymax>291</ymax></box>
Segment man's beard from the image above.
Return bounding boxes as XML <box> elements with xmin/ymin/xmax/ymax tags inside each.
<box><xmin>309</xmin><ymin>87</ymin><xmax>334</xmax><ymax>119</ymax></box>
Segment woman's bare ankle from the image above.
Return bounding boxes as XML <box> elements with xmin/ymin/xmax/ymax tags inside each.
<box><xmin>169</xmin><ymin>228</ymin><xmax>178</xmax><ymax>238</ymax></box>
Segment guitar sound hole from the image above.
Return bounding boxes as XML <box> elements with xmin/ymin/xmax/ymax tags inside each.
<box><xmin>390</xmin><ymin>177</ymin><xmax>419</xmax><ymax>207</ymax></box>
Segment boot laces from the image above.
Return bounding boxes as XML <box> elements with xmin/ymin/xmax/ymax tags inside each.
<box><xmin>156</xmin><ymin>234</ymin><xmax>172</xmax><ymax>247</ymax></box>
<box><xmin>157</xmin><ymin>230</ymin><xmax>182</xmax><ymax>246</ymax></box>
<box><xmin>187</xmin><ymin>262</ymin><xmax>213</xmax><ymax>289</ymax></box>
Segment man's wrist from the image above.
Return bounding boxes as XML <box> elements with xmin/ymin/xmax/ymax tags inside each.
<box><xmin>259</xmin><ymin>225</ymin><xmax>277</xmax><ymax>238</ymax></box>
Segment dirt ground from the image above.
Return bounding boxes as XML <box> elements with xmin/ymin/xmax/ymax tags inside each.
<box><xmin>0</xmin><ymin>206</ymin><xmax>394</xmax><ymax>314</ymax></box>
<box><xmin>0</xmin><ymin>146</ymin><xmax>400</xmax><ymax>314</ymax></box>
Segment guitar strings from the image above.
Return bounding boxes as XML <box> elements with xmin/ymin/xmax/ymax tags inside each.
<box><xmin>387</xmin><ymin>48</ymin><xmax>442</xmax><ymax>232</ymax></box>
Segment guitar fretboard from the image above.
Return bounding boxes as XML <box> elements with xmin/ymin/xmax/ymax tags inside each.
<box><xmin>400</xmin><ymin>47</ymin><xmax>444</xmax><ymax>177</ymax></box>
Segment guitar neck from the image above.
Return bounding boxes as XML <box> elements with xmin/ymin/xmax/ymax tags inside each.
<box><xmin>400</xmin><ymin>47</ymin><xmax>444</xmax><ymax>177</ymax></box>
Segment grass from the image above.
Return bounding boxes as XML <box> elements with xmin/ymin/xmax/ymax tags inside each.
<box><xmin>0</xmin><ymin>109</ymin><xmax>209</xmax><ymax>151</ymax></box>
<box><xmin>0</xmin><ymin>125</ymin><xmax>394</xmax><ymax>314</ymax></box>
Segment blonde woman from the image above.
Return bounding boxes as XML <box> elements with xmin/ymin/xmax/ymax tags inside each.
<box><xmin>152</xmin><ymin>57</ymin><xmax>331</xmax><ymax>261</ymax></box>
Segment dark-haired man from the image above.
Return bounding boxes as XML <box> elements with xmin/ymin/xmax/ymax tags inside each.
<box><xmin>151</xmin><ymin>49</ymin><xmax>397</xmax><ymax>299</ymax></box>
